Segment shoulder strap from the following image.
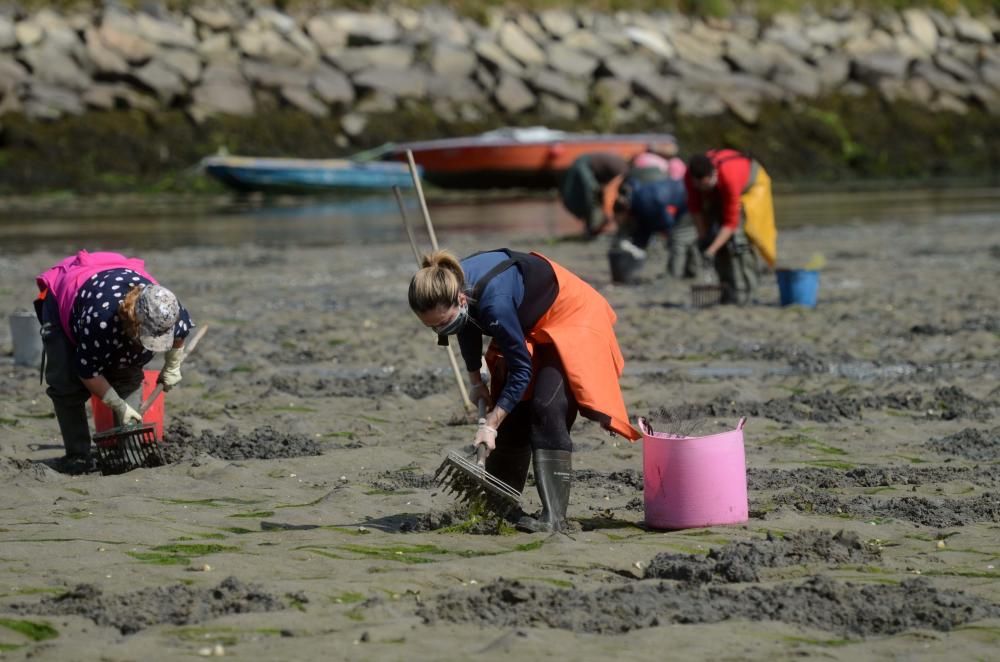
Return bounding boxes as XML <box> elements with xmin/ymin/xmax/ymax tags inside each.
<box><xmin>469</xmin><ymin>257</ymin><xmax>518</xmax><ymax>307</ymax></box>
<box><xmin>480</xmin><ymin>250</ymin><xmax>558</xmax><ymax>332</ymax></box>
<box><xmin>437</xmin><ymin>251</ymin><xmax>516</xmax><ymax>347</ymax></box>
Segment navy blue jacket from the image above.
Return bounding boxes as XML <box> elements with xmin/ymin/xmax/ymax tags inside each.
<box><xmin>630</xmin><ymin>177</ymin><xmax>687</xmax><ymax>231</ymax></box>
<box><xmin>455</xmin><ymin>251</ymin><xmax>531</xmax><ymax>413</ymax></box>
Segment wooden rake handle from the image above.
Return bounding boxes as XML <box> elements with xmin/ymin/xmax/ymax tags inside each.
<box><xmin>475</xmin><ymin>398</ymin><xmax>489</xmax><ymax>468</ymax></box>
<box><xmin>138</xmin><ymin>325</ymin><xmax>209</xmax><ymax>415</ymax></box>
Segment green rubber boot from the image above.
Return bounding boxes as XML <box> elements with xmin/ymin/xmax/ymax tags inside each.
<box><xmin>516</xmin><ymin>449</ymin><xmax>572</xmax><ymax>533</ymax></box>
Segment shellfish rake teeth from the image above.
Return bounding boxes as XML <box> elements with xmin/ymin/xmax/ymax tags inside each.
<box><xmin>433</xmin><ymin>450</ymin><xmax>521</xmax><ymax>517</ymax></box>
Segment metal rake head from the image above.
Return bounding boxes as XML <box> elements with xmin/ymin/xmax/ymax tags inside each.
<box><xmin>434</xmin><ymin>450</ymin><xmax>521</xmax><ymax>518</ymax></box>
<box><xmin>691</xmin><ymin>283</ymin><xmax>723</xmax><ymax>308</ymax></box>
<box><xmin>93</xmin><ymin>424</ymin><xmax>165</xmax><ymax>476</ymax></box>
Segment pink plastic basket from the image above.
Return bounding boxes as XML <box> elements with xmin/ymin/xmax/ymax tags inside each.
<box><xmin>638</xmin><ymin>417</ymin><xmax>749</xmax><ymax>530</ymax></box>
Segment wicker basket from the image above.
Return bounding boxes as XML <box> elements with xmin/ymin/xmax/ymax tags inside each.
<box><xmin>690</xmin><ymin>283</ymin><xmax>723</xmax><ymax>307</ymax></box>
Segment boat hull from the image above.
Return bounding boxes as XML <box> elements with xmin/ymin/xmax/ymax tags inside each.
<box><xmin>201</xmin><ymin>156</ymin><xmax>415</xmax><ymax>194</ymax></box>
<box><xmin>391</xmin><ymin>131</ymin><xmax>677</xmax><ymax>190</ymax></box>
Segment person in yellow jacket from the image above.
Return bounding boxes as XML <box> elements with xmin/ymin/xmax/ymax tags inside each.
<box><xmin>409</xmin><ymin>248</ymin><xmax>640</xmax><ymax>533</ymax></box>
<box><xmin>684</xmin><ymin>150</ymin><xmax>778</xmax><ymax>304</ymax></box>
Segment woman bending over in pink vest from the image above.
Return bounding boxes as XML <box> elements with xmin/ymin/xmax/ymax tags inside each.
<box><xmin>35</xmin><ymin>251</ymin><xmax>194</xmax><ymax>474</ymax></box>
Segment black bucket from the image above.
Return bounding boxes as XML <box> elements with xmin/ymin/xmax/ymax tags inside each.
<box><xmin>608</xmin><ymin>248</ymin><xmax>644</xmax><ymax>284</ymax></box>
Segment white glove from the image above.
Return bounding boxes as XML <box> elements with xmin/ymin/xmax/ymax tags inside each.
<box><xmin>474</xmin><ymin>418</ymin><xmax>498</xmax><ymax>452</ymax></box>
<box><xmin>101</xmin><ymin>388</ymin><xmax>143</xmax><ymax>425</ymax></box>
<box><xmin>158</xmin><ymin>347</ymin><xmax>184</xmax><ymax>392</ymax></box>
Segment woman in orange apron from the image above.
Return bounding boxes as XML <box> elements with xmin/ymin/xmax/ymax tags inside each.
<box><xmin>409</xmin><ymin>249</ymin><xmax>640</xmax><ymax>532</ymax></box>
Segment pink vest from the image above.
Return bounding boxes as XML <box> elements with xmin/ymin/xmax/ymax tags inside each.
<box><xmin>632</xmin><ymin>153</ymin><xmax>687</xmax><ymax>181</ymax></box>
<box><xmin>36</xmin><ymin>250</ymin><xmax>157</xmax><ymax>345</ymax></box>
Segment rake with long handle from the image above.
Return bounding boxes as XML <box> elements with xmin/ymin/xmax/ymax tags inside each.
<box><xmin>93</xmin><ymin>325</ymin><xmax>208</xmax><ymax>475</ymax></box>
<box><xmin>432</xmin><ymin>399</ymin><xmax>522</xmax><ymax>518</ymax></box>
<box><xmin>395</xmin><ymin>155</ymin><xmax>473</xmax><ymax>412</ymax></box>
<box><xmin>395</xmin><ymin>157</ymin><xmax>519</xmax><ymax>515</ymax></box>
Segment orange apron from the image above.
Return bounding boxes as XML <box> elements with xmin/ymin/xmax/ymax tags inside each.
<box><xmin>486</xmin><ymin>253</ymin><xmax>641</xmax><ymax>441</ymax></box>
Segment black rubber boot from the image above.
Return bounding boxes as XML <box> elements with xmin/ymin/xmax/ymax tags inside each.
<box><xmin>52</xmin><ymin>401</ymin><xmax>92</xmax><ymax>458</ymax></box>
<box><xmin>516</xmin><ymin>449</ymin><xmax>572</xmax><ymax>533</ymax></box>
<box><xmin>485</xmin><ymin>445</ymin><xmax>531</xmax><ymax>494</ymax></box>
<box><xmin>54</xmin><ymin>454</ymin><xmax>97</xmax><ymax>475</ymax></box>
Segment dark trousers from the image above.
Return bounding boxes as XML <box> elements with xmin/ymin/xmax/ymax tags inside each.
<box><xmin>667</xmin><ymin>215</ymin><xmax>702</xmax><ymax>279</ymax></box>
<box><xmin>628</xmin><ymin>211</ymin><xmax>670</xmax><ymax>251</ymax></box>
<box><xmin>40</xmin><ymin>295</ymin><xmax>143</xmax><ymax>458</ymax></box>
<box><xmin>495</xmin><ymin>345</ymin><xmax>577</xmax><ymax>453</ymax></box>
<box><xmin>713</xmin><ymin>226</ymin><xmax>759</xmax><ymax>305</ymax></box>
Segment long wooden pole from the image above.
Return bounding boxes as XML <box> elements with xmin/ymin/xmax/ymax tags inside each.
<box><xmin>406</xmin><ymin>150</ymin><xmax>439</xmax><ymax>250</ymax></box>
<box><xmin>393</xmin><ymin>186</ymin><xmax>422</xmax><ymax>265</ymax></box>
<box><xmin>393</xmin><ymin>184</ymin><xmax>473</xmax><ymax>413</ymax></box>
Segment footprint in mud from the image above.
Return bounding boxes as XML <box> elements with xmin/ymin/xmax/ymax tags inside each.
<box><xmin>927</xmin><ymin>427</ymin><xmax>1000</xmax><ymax>461</ymax></box>
<box><xmin>418</xmin><ymin>575</ymin><xmax>1000</xmax><ymax>637</ymax></box>
<box><xmin>9</xmin><ymin>577</ymin><xmax>296</xmax><ymax>635</ymax></box>
<box><xmin>162</xmin><ymin>420</ymin><xmax>325</xmax><ymax>462</ymax></box>
<box><xmin>643</xmin><ymin>529</ymin><xmax>881</xmax><ymax>583</ymax></box>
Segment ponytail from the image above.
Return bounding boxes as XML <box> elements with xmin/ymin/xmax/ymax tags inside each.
<box><xmin>408</xmin><ymin>250</ymin><xmax>465</xmax><ymax>313</ymax></box>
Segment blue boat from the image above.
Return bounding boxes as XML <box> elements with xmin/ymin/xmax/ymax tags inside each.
<box><xmin>200</xmin><ymin>154</ymin><xmax>416</xmax><ymax>194</ymax></box>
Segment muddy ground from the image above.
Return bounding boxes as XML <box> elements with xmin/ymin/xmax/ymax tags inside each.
<box><xmin>0</xmin><ymin>211</ymin><xmax>997</xmax><ymax>659</ymax></box>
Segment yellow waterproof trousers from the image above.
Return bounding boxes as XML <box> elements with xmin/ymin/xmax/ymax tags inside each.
<box><xmin>741</xmin><ymin>167</ymin><xmax>777</xmax><ymax>268</ymax></box>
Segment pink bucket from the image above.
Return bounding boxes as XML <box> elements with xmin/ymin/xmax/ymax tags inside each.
<box><xmin>638</xmin><ymin>417</ymin><xmax>749</xmax><ymax>530</ymax></box>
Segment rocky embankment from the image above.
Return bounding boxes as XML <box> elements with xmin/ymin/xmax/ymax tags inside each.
<box><xmin>0</xmin><ymin>3</ymin><xmax>999</xmax><ymax>191</ymax></box>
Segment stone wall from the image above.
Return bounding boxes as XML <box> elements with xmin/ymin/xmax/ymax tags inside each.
<box><xmin>0</xmin><ymin>4</ymin><xmax>999</xmax><ymax>193</ymax></box>
<box><xmin>1</xmin><ymin>4</ymin><xmax>999</xmax><ymax>135</ymax></box>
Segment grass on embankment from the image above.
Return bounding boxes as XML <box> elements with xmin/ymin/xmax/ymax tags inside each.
<box><xmin>1</xmin><ymin>92</ymin><xmax>998</xmax><ymax>195</ymax></box>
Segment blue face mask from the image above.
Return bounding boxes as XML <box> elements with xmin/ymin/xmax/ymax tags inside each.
<box><xmin>433</xmin><ymin>302</ymin><xmax>469</xmax><ymax>336</ymax></box>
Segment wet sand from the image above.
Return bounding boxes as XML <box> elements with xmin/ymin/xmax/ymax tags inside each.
<box><xmin>0</xmin><ymin>212</ymin><xmax>998</xmax><ymax>659</ymax></box>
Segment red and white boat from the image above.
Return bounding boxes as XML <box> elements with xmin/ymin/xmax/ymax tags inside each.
<box><xmin>389</xmin><ymin>127</ymin><xmax>677</xmax><ymax>190</ymax></box>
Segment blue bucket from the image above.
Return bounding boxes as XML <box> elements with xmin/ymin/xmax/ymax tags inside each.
<box><xmin>776</xmin><ymin>269</ymin><xmax>820</xmax><ymax>307</ymax></box>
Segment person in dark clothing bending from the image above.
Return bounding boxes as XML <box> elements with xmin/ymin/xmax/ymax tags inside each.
<box><xmin>559</xmin><ymin>152</ymin><xmax>629</xmax><ymax>237</ymax></box>
<box><xmin>35</xmin><ymin>250</ymin><xmax>194</xmax><ymax>474</ymax></box>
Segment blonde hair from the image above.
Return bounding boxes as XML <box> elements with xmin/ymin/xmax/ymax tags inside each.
<box><xmin>408</xmin><ymin>250</ymin><xmax>465</xmax><ymax>313</ymax></box>
<box><xmin>117</xmin><ymin>285</ymin><xmax>143</xmax><ymax>340</ymax></box>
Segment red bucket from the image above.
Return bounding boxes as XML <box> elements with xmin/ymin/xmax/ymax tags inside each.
<box><xmin>91</xmin><ymin>369</ymin><xmax>165</xmax><ymax>441</ymax></box>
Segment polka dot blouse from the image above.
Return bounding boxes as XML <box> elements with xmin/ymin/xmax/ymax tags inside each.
<box><xmin>71</xmin><ymin>268</ymin><xmax>193</xmax><ymax>379</ymax></box>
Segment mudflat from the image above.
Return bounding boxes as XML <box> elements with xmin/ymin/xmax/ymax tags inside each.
<box><xmin>0</xmin><ymin>212</ymin><xmax>998</xmax><ymax>660</ymax></box>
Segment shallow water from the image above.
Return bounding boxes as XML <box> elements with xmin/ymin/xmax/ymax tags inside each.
<box><xmin>1</xmin><ymin>186</ymin><xmax>998</xmax><ymax>253</ymax></box>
